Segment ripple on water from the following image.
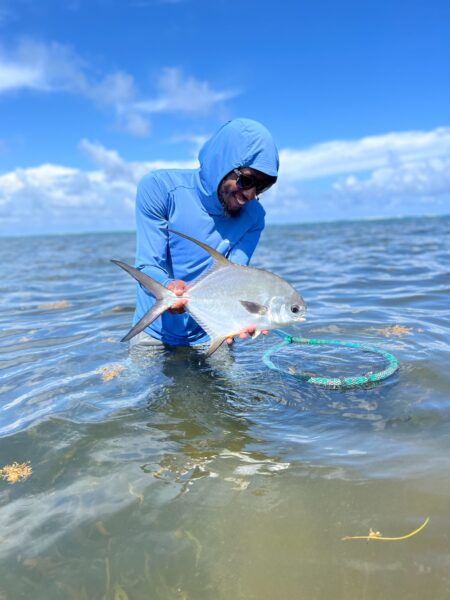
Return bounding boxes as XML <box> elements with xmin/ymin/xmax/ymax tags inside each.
<box><xmin>0</xmin><ymin>219</ymin><xmax>450</xmax><ymax>599</ymax></box>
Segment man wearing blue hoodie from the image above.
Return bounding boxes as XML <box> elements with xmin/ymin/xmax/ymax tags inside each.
<box><xmin>131</xmin><ymin>118</ymin><xmax>279</xmax><ymax>348</ymax></box>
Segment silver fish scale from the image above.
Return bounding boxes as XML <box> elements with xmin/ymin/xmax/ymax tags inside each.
<box><xmin>185</xmin><ymin>263</ymin><xmax>300</xmax><ymax>339</ymax></box>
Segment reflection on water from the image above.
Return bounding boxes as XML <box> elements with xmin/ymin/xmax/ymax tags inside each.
<box><xmin>1</xmin><ymin>216</ymin><xmax>450</xmax><ymax>599</ymax></box>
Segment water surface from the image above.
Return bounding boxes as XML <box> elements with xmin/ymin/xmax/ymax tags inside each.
<box><xmin>1</xmin><ymin>216</ymin><xmax>449</xmax><ymax>599</ymax></box>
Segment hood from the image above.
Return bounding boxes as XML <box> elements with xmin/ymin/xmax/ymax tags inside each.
<box><xmin>197</xmin><ymin>118</ymin><xmax>279</xmax><ymax>214</ymax></box>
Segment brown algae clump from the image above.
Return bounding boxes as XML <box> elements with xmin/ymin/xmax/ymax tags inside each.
<box><xmin>369</xmin><ymin>324</ymin><xmax>412</xmax><ymax>337</ymax></box>
<box><xmin>38</xmin><ymin>300</ymin><xmax>72</xmax><ymax>310</ymax></box>
<box><xmin>0</xmin><ymin>462</ymin><xmax>33</xmax><ymax>484</ymax></box>
<box><xmin>97</xmin><ymin>364</ymin><xmax>125</xmax><ymax>382</ymax></box>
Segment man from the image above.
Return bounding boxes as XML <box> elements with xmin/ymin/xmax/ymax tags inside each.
<box><xmin>131</xmin><ymin>117</ymin><xmax>279</xmax><ymax>349</ymax></box>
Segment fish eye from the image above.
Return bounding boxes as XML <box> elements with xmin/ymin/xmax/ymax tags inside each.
<box><xmin>291</xmin><ymin>304</ymin><xmax>301</xmax><ymax>314</ymax></box>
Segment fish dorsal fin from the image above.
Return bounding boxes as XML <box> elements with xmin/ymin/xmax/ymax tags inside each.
<box><xmin>240</xmin><ymin>300</ymin><xmax>268</xmax><ymax>315</ymax></box>
<box><xmin>168</xmin><ymin>229</ymin><xmax>230</xmax><ymax>268</ymax></box>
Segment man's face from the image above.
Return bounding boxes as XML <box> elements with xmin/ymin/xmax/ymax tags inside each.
<box><xmin>218</xmin><ymin>168</ymin><xmax>266</xmax><ymax>216</ymax></box>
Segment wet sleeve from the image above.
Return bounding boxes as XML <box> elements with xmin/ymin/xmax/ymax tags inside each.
<box><xmin>135</xmin><ymin>174</ymin><xmax>173</xmax><ymax>286</ymax></box>
<box><xmin>228</xmin><ymin>215</ymin><xmax>265</xmax><ymax>266</ymax></box>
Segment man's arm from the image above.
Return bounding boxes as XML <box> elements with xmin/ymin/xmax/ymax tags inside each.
<box><xmin>135</xmin><ymin>174</ymin><xmax>188</xmax><ymax>313</ymax></box>
<box><xmin>135</xmin><ymin>174</ymin><xmax>173</xmax><ymax>286</ymax></box>
<box><xmin>227</xmin><ymin>214</ymin><xmax>265</xmax><ymax>266</ymax></box>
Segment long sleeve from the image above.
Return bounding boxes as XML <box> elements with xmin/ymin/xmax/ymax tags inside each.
<box><xmin>135</xmin><ymin>173</ymin><xmax>172</xmax><ymax>286</ymax></box>
<box><xmin>227</xmin><ymin>211</ymin><xmax>265</xmax><ymax>266</ymax></box>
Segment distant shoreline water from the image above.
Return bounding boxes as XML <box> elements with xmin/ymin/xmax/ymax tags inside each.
<box><xmin>2</xmin><ymin>212</ymin><xmax>449</xmax><ymax>239</ymax></box>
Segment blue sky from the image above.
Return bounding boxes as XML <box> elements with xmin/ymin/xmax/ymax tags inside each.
<box><xmin>0</xmin><ymin>0</ymin><xmax>449</xmax><ymax>235</ymax></box>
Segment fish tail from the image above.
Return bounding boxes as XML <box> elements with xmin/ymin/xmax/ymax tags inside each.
<box><xmin>111</xmin><ymin>259</ymin><xmax>170</xmax><ymax>301</ymax></box>
<box><xmin>111</xmin><ymin>259</ymin><xmax>176</xmax><ymax>342</ymax></box>
<box><xmin>120</xmin><ymin>300</ymin><xmax>171</xmax><ymax>342</ymax></box>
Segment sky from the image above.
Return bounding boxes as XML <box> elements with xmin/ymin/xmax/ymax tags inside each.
<box><xmin>0</xmin><ymin>0</ymin><xmax>449</xmax><ymax>235</ymax></box>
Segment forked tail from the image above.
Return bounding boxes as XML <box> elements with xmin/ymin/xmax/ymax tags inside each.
<box><xmin>111</xmin><ymin>260</ymin><xmax>177</xmax><ymax>342</ymax></box>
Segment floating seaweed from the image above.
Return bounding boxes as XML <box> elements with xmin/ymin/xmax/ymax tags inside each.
<box><xmin>128</xmin><ymin>482</ymin><xmax>144</xmax><ymax>505</ymax></box>
<box><xmin>368</xmin><ymin>324</ymin><xmax>412</xmax><ymax>337</ymax></box>
<box><xmin>0</xmin><ymin>461</ymin><xmax>32</xmax><ymax>484</ymax></box>
<box><xmin>113</xmin><ymin>583</ymin><xmax>130</xmax><ymax>600</ymax></box>
<box><xmin>96</xmin><ymin>364</ymin><xmax>125</xmax><ymax>382</ymax></box>
<box><xmin>38</xmin><ymin>300</ymin><xmax>72</xmax><ymax>310</ymax></box>
<box><xmin>342</xmin><ymin>516</ymin><xmax>430</xmax><ymax>541</ymax></box>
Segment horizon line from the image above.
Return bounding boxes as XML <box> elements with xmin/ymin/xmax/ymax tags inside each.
<box><xmin>1</xmin><ymin>212</ymin><xmax>449</xmax><ymax>240</ymax></box>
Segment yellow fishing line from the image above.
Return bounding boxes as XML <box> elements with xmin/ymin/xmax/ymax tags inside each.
<box><xmin>342</xmin><ymin>516</ymin><xmax>430</xmax><ymax>541</ymax></box>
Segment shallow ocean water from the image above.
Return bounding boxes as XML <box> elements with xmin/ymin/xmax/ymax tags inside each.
<box><xmin>1</xmin><ymin>216</ymin><xmax>450</xmax><ymax>599</ymax></box>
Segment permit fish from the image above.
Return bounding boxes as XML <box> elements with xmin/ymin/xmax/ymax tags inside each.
<box><xmin>112</xmin><ymin>230</ymin><xmax>306</xmax><ymax>356</ymax></box>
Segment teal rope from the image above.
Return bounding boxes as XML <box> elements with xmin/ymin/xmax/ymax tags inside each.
<box><xmin>262</xmin><ymin>331</ymin><xmax>398</xmax><ymax>388</ymax></box>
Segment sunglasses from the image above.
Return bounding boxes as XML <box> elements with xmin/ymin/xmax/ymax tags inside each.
<box><xmin>233</xmin><ymin>169</ymin><xmax>275</xmax><ymax>195</ymax></box>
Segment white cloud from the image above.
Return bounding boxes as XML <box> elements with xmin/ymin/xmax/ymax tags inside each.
<box><xmin>78</xmin><ymin>139</ymin><xmax>134</xmax><ymax>178</ymax></box>
<box><xmin>280</xmin><ymin>128</ymin><xmax>450</xmax><ymax>180</ymax></box>
<box><xmin>260</xmin><ymin>182</ymin><xmax>311</xmax><ymax>223</ymax></box>
<box><xmin>134</xmin><ymin>67</ymin><xmax>239</xmax><ymax>115</ymax></box>
<box><xmin>1</xmin><ymin>126</ymin><xmax>449</xmax><ymax>235</ymax></box>
<box><xmin>0</xmin><ymin>141</ymin><xmax>197</xmax><ymax>234</ymax></box>
<box><xmin>169</xmin><ymin>133</ymin><xmax>210</xmax><ymax>157</ymax></box>
<box><xmin>0</xmin><ymin>62</ymin><xmax>41</xmax><ymax>91</ymax></box>
<box><xmin>0</xmin><ymin>39</ymin><xmax>239</xmax><ymax>136</ymax></box>
<box><xmin>81</xmin><ymin>70</ymin><xmax>151</xmax><ymax>135</ymax></box>
<box><xmin>272</xmin><ymin>127</ymin><xmax>450</xmax><ymax>220</ymax></box>
<box><xmin>0</xmin><ymin>39</ymin><xmax>87</xmax><ymax>94</ymax></box>
<box><xmin>119</xmin><ymin>111</ymin><xmax>151</xmax><ymax>137</ymax></box>
<box><xmin>0</xmin><ymin>39</ymin><xmax>148</xmax><ymax>135</ymax></box>
<box><xmin>333</xmin><ymin>157</ymin><xmax>450</xmax><ymax>200</ymax></box>
<box><xmin>87</xmin><ymin>70</ymin><xmax>136</xmax><ymax>107</ymax></box>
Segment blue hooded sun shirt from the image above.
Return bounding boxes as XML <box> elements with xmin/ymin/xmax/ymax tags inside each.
<box><xmin>133</xmin><ymin>118</ymin><xmax>279</xmax><ymax>346</ymax></box>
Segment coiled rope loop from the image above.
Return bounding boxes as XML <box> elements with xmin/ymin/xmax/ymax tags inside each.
<box><xmin>262</xmin><ymin>331</ymin><xmax>399</xmax><ymax>389</ymax></box>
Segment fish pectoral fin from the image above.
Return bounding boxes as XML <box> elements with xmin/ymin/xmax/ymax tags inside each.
<box><xmin>206</xmin><ymin>336</ymin><xmax>228</xmax><ymax>357</ymax></box>
<box><xmin>240</xmin><ymin>300</ymin><xmax>268</xmax><ymax>315</ymax></box>
<box><xmin>206</xmin><ymin>328</ymin><xmax>261</xmax><ymax>356</ymax></box>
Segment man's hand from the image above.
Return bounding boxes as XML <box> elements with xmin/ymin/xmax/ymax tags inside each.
<box><xmin>226</xmin><ymin>325</ymin><xmax>269</xmax><ymax>345</ymax></box>
<box><xmin>167</xmin><ymin>280</ymin><xmax>188</xmax><ymax>314</ymax></box>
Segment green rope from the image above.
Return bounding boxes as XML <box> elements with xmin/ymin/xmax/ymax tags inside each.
<box><xmin>262</xmin><ymin>331</ymin><xmax>399</xmax><ymax>389</ymax></box>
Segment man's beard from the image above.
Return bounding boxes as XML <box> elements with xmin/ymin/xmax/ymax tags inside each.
<box><xmin>218</xmin><ymin>189</ymin><xmax>239</xmax><ymax>218</ymax></box>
